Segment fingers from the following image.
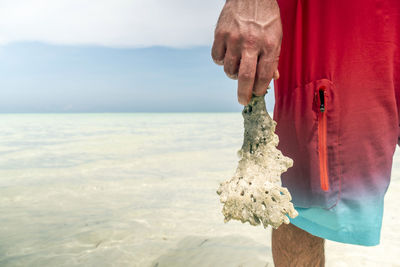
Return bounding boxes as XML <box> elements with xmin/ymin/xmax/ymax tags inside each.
<box><xmin>224</xmin><ymin>42</ymin><xmax>241</xmax><ymax>79</ymax></box>
<box><xmin>212</xmin><ymin>30</ymin><xmax>280</xmax><ymax>104</ymax></box>
<box><xmin>237</xmin><ymin>52</ymin><xmax>258</xmax><ymax>105</ymax></box>
<box><xmin>253</xmin><ymin>57</ymin><xmax>279</xmax><ymax>96</ymax></box>
<box><xmin>211</xmin><ymin>33</ymin><xmax>226</xmax><ymax>66</ymax></box>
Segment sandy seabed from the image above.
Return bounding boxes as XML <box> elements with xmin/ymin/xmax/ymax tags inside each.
<box><xmin>0</xmin><ymin>113</ymin><xmax>399</xmax><ymax>267</ymax></box>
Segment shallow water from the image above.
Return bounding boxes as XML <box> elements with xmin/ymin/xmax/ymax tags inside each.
<box><xmin>0</xmin><ymin>113</ymin><xmax>399</xmax><ymax>266</ymax></box>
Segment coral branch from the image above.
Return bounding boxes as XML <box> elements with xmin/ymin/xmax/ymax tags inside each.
<box><xmin>217</xmin><ymin>94</ymin><xmax>298</xmax><ymax>229</ymax></box>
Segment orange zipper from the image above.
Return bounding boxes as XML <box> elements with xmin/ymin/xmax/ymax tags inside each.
<box><xmin>318</xmin><ymin>88</ymin><xmax>329</xmax><ymax>191</ymax></box>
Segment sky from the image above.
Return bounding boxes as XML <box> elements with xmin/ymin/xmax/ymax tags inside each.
<box><xmin>0</xmin><ymin>0</ymin><xmax>275</xmax><ymax>113</ymax></box>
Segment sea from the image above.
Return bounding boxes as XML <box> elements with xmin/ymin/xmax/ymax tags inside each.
<box><xmin>0</xmin><ymin>113</ymin><xmax>399</xmax><ymax>267</ymax></box>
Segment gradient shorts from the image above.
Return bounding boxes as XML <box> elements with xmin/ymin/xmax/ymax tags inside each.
<box><xmin>273</xmin><ymin>0</ymin><xmax>400</xmax><ymax>246</ymax></box>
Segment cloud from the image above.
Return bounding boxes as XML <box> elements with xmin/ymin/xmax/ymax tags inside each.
<box><xmin>0</xmin><ymin>0</ymin><xmax>224</xmax><ymax>47</ymax></box>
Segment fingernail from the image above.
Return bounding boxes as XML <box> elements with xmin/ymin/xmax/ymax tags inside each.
<box><xmin>227</xmin><ymin>73</ymin><xmax>238</xmax><ymax>80</ymax></box>
<box><xmin>213</xmin><ymin>58</ymin><xmax>224</xmax><ymax>65</ymax></box>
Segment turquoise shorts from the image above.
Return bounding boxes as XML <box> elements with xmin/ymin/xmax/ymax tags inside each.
<box><xmin>289</xmin><ymin>199</ymin><xmax>384</xmax><ymax>246</ymax></box>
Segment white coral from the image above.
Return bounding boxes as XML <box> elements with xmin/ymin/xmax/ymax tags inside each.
<box><xmin>217</xmin><ymin>94</ymin><xmax>298</xmax><ymax>229</ymax></box>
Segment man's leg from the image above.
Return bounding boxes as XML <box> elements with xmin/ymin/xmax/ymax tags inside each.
<box><xmin>271</xmin><ymin>223</ymin><xmax>325</xmax><ymax>267</ymax></box>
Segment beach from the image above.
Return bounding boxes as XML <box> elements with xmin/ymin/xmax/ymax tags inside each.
<box><xmin>0</xmin><ymin>113</ymin><xmax>399</xmax><ymax>266</ymax></box>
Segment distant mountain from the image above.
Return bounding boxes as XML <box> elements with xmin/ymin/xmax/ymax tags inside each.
<box><xmin>0</xmin><ymin>43</ymin><xmax>275</xmax><ymax>113</ymax></box>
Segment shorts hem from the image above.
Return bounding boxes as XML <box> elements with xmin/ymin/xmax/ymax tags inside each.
<box><xmin>290</xmin><ymin>212</ymin><xmax>381</xmax><ymax>247</ymax></box>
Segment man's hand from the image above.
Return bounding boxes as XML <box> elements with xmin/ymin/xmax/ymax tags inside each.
<box><xmin>211</xmin><ymin>0</ymin><xmax>282</xmax><ymax>105</ymax></box>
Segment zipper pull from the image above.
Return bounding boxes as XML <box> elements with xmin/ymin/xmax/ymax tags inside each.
<box><xmin>319</xmin><ymin>89</ymin><xmax>325</xmax><ymax>112</ymax></box>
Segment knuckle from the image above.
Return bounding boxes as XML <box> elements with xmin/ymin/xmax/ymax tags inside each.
<box><xmin>263</xmin><ymin>36</ymin><xmax>280</xmax><ymax>50</ymax></box>
<box><xmin>215</xmin><ymin>29</ymin><xmax>227</xmax><ymax>39</ymax></box>
<box><xmin>244</xmin><ymin>34</ymin><xmax>258</xmax><ymax>48</ymax></box>
<box><xmin>244</xmin><ymin>31</ymin><xmax>257</xmax><ymax>41</ymax></box>
<box><xmin>239</xmin><ymin>72</ymin><xmax>253</xmax><ymax>80</ymax></box>
<box><xmin>223</xmin><ymin>58</ymin><xmax>232</xmax><ymax>69</ymax></box>
<box><xmin>228</xmin><ymin>33</ymin><xmax>241</xmax><ymax>43</ymax></box>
